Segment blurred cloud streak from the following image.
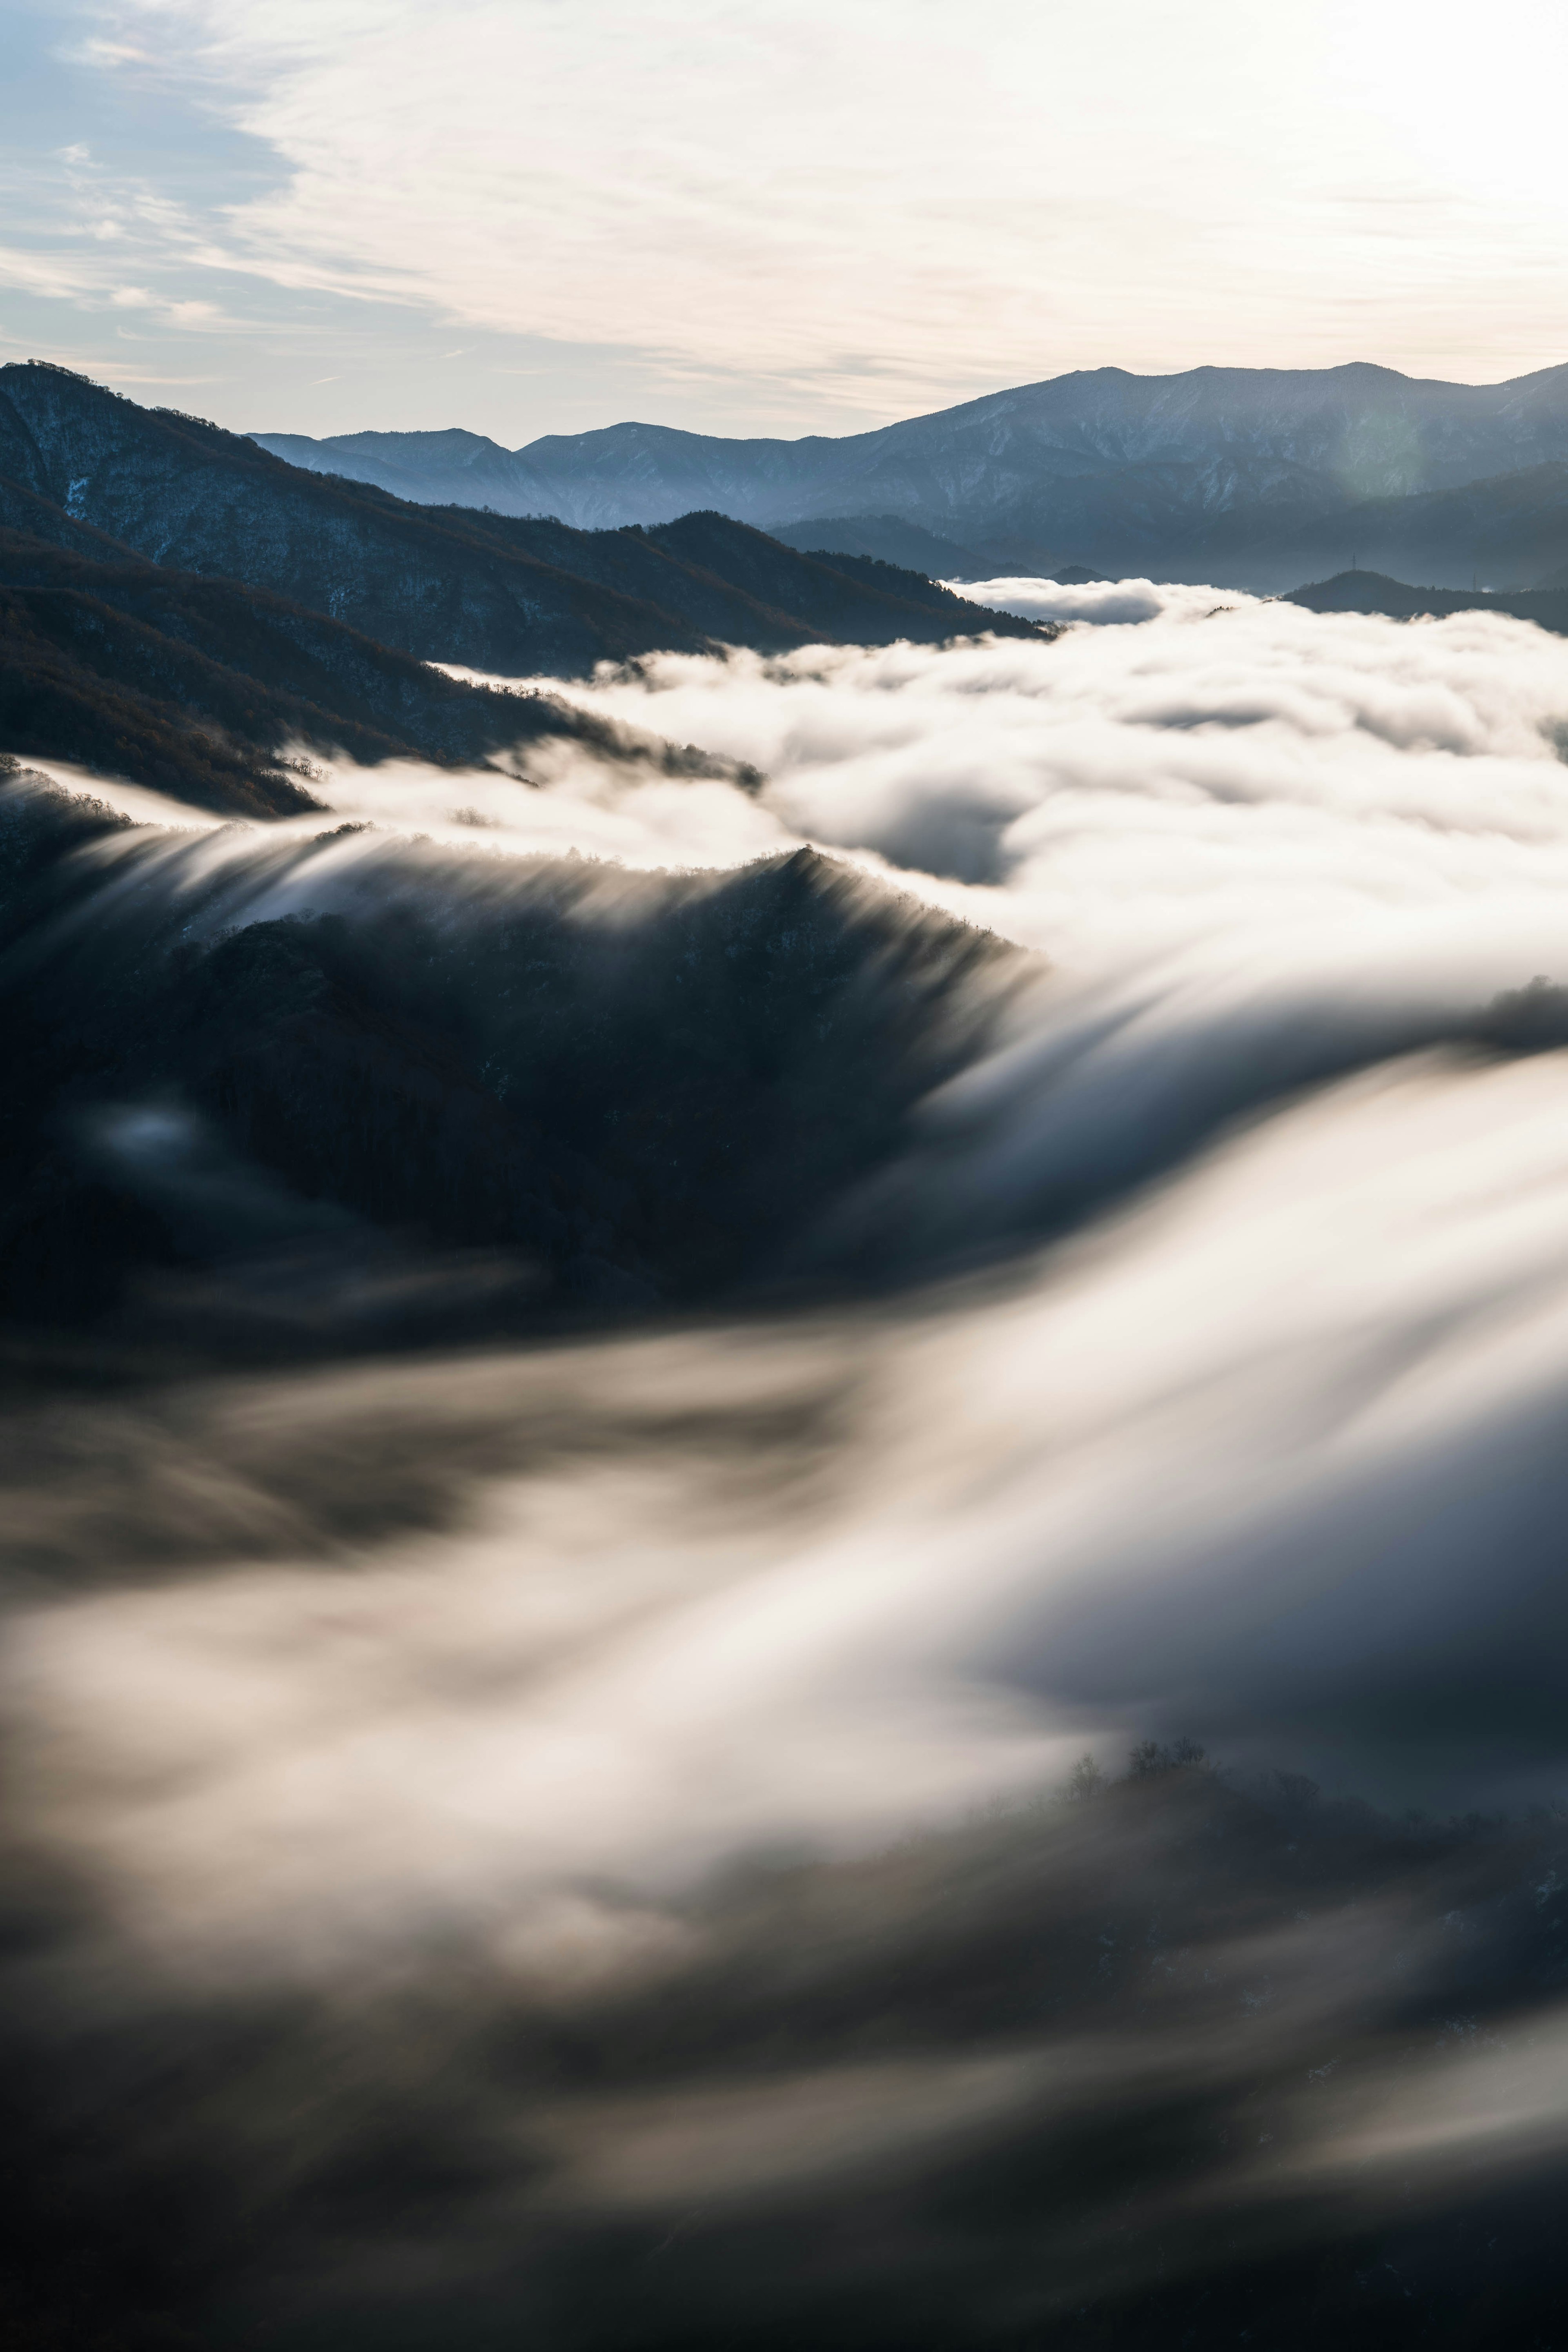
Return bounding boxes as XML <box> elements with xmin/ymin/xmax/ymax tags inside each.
<box><xmin>15</xmin><ymin>590</ymin><xmax>1568</xmax><ymax>2338</ymax></box>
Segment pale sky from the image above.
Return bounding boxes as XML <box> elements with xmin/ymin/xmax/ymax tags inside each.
<box><xmin>2</xmin><ymin>0</ymin><xmax>1566</xmax><ymax>444</ymax></box>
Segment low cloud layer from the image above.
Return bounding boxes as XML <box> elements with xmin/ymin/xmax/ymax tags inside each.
<box><xmin>18</xmin><ymin>595</ymin><xmax>1568</xmax><ymax>1878</ymax></box>
<box><xmin>948</xmin><ymin>574</ymin><xmax>1244</xmax><ymax>626</ymax></box>
<box><xmin>15</xmin><ymin>593</ymin><xmax>1568</xmax><ymax>2342</ymax></box>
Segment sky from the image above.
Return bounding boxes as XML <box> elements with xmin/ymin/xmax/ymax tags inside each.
<box><xmin>1</xmin><ymin>0</ymin><xmax>1566</xmax><ymax>445</ymax></box>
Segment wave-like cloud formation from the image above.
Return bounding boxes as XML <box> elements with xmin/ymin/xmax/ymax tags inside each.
<box><xmin>18</xmin><ymin>595</ymin><xmax>1568</xmax><ymax>1872</ymax></box>
<box><xmin>16</xmin><ymin>594</ymin><xmax>1568</xmax><ymax>2343</ymax></box>
<box><xmin>533</xmin><ymin>595</ymin><xmax>1568</xmax><ymax>918</ymax></box>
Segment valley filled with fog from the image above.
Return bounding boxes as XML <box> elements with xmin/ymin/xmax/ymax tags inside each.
<box><xmin>12</xmin><ymin>583</ymin><xmax>1568</xmax><ymax>2347</ymax></box>
<box><xmin>9</xmin><ymin>0</ymin><xmax>1568</xmax><ymax>2325</ymax></box>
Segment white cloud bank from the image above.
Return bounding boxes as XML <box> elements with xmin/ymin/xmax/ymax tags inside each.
<box><xmin>14</xmin><ymin>590</ymin><xmax>1568</xmax><ymax>1959</ymax></box>
<box><xmin>508</xmin><ymin>596</ymin><xmax>1568</xmax><ymax>965</ymax></box>
<box><xmin>20</xmin><ymin>570</ymin><xmax>1568</xmax><ymax>2350</ymax></box>
<box><xmin>948</xmin><ymin>576</ymin><xmax>1247</xmax><ymax>627</ymax></box>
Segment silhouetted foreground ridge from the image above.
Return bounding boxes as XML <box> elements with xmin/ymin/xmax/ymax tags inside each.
<box><xmin>0</xmin><ymin>774</ymin><xmax>1020</xmax><ymax>1343</ymax></box>
<box><xmin>0</xmin><ymin>363</ymin><xmax>1044</xmax><ymax>666</ymax></box>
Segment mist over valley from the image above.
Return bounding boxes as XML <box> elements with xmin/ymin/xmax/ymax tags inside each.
<box><xmin>9</xmin><ymin>363</ymin><xmax>1568</xmax><ymax>2346</ymax></box>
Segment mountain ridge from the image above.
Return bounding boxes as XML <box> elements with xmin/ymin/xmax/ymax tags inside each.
<box><xmin>0</xmin><ymin>365</ymin><xmax>1043</xmax><ymax>677</ymax></box>
<box><xmin>0</xmin><ymin>520</ymin><xmax>653</xmax><ymax>815</ymax></box>
<box><xmin>254</xmin><ymin>360</ymin><xmax>1568</xmax><ymax>590</ymax></box>
<box><xmin>0</xmin><ymin>366</ymin><xmax>1047</xmax><ymax>808</ymax></box>
<box><xmin>1281</xmin><ymin>566</ymin><xmax>1568</xmax><ymax>633</ymax></box>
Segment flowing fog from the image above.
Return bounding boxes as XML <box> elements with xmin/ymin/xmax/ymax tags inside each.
<box><xmin>24</xmin><ymin>596</ymin><xmax>1568</xmax><ymax>1782</ymax></box>
<box><xmin>32</xmin><ymin>595</ymin><xmax>1568</xmax><ymax>1812</ymax></box>
<box><xmin>14</xmin><ymin>590</ymin><xmax>1568</xmax><ymax>2343</ymax></box>
<box><xmin>948</xmin><ymin>573</ymin><xmax>1245</xmax><ymax>626</ymax></box>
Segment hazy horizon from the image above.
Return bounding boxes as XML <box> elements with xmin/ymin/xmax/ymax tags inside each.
<box><xmin>239</xmin><ymin>351</ymin><xmax>1568</xmax><ymax>452</ymax></box>
<box><xmin>6</xmin><ymin>0</ymin><xmax>1568</xmax><ymax>444</ymax></box>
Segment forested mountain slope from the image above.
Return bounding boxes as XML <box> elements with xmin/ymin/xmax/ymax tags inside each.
<box><xmin>0</xmin><ymin>366</ymin><xmax>1042</xmax><ymax>677</ymax></box>
<box><xmin>0</xmin><ymin>523</ymin><xmax>656</xmax><ymax>814</ymax></box>
<box><xmin>0</xmin><ymin>366</ymin><xmax>1044</xmax><ymax>805</ymax></box>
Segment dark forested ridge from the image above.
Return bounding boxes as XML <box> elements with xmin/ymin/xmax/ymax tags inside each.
<box><xmin>0</xmin><ymin>526</ymin><xmax>636</xmax><ymax>814</ymax></box>
<box><xmin>0</xmin><ymin>364</ymin><xmax>1045</xmax><ymax>805</ymax></box>
<box><xmin>0</xmin><ymin>594</ymin><xmax>321</xmax><ymax>818</ymax></box>
<box><xmin>0</xmin><ymin>775</ymin><xmax>1020</xmax><ymax>1343</ymax></box>
<box><xmin>410</xmin><ymin>503</ymin><xmax>1046</xmax><ymax>648</ymax></box>
<box><xmin>1283</xmin><ymin>566</ymin><xmax>1568</xmax><ymax>634</ymax></box>
<box><xmin>0</xmin><ymin>364</ymin><xmax>713</xmax><ymax>676</ymax></box>
<box><xmin>0</xmin><ymin>364</ymin><xmax>1045</xmax><ymax>680</ymax></box>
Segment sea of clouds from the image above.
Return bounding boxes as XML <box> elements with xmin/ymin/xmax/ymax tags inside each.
<box><xmin>15</xmin><ymin>591</ymin><xmax>1568</xmax><ymax>2335</ymax></box>
<box><xmin>20</xmin><ymin>592</ymin><xmax>1568</xmax><ymax>1880</ymax></box>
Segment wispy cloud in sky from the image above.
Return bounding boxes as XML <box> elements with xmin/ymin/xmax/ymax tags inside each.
<box><xmin>3</xmin><ymin>0</ymin><xmax>1567</xmax><ymax>435</ymax></box>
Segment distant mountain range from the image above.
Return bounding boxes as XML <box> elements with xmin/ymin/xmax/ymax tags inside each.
<box><xmin>255</xmin><ymin>362</ymin><xmax>1568</xmax><ymax>592</ymax></box>
<box><xmin>9</xmin><ymin>361</ymin><xmax>1568</xmax><ymax>820</ymax></box>
<box><xmin>0</xmin><ymin>364</ymin><xmax>1043</xmax><ymax>808</ymax></box>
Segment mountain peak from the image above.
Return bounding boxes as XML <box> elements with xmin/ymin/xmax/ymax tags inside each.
<box><xmin>245</xmin><ymin>361</ymin><xmax>1568</xmax><ymax>569</ymax></box>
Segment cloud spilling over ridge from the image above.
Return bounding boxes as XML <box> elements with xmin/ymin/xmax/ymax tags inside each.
<box><xmin>40</xmin><ymin>593</ymin><xmax>1568</xmax><ymax>1265</ymax></box>
<box><xmin>13</xmin><ymin>1026</ymin><xmax>1568</xmax><ymax>2343</ymax></box>
<box><xmin>528</xmin><ymin>596</ymin><xmax>1568</xmax><ymax>930</ymax></box>
<box><xmin>19</xmin><ymin>597</ymin><xmax>1568</xmax><ymax>1864</ymax></box>
<box><xmin>24</xmin><ymin>747</ymin><xmax>797</xmax><ymax>872</ymax></box>
<box><xmin>17</xmin><ymin>595</ymin><xmax>1568</xmax><ymax>2341</ymax></box>
<box><xmin>77</xmin><ymin>590</ymin><xmax>1568</xmax><ymax>963</ymax></box>
<box><xmin>57</xmin><ymin>593</ymin><xmax>1568</xmax><ymax>1261</ymax></box>
<box><xmin>465</xmin><ymin>601</ymin><xmax>1568</xmax><ymax>1225</ymax></box>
